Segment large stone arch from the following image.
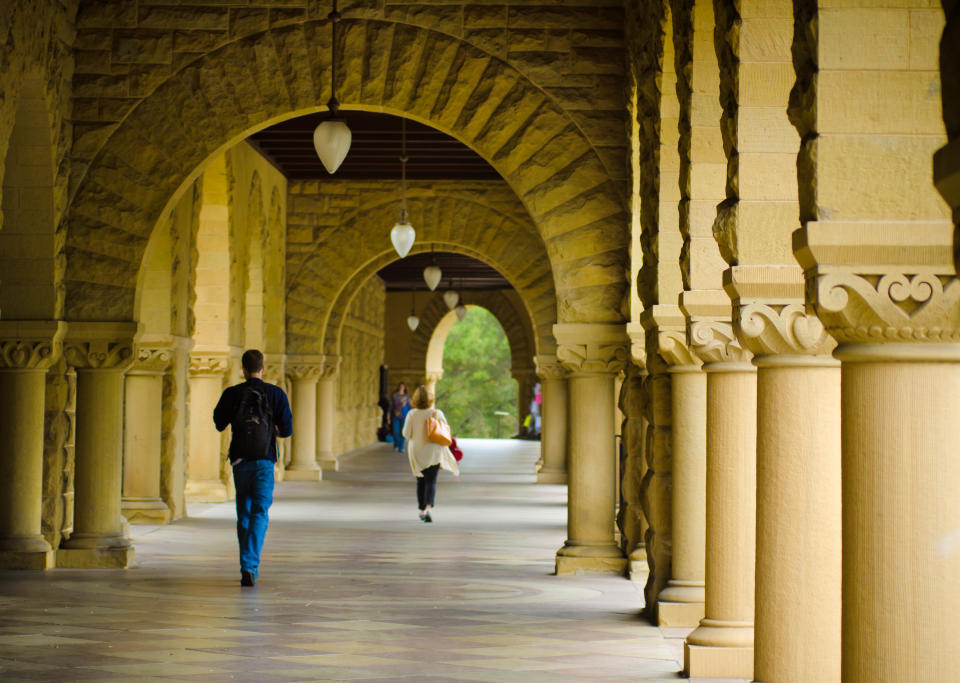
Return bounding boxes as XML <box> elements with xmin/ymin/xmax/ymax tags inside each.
<box><xmin>64</xmin><ymin>19</ymin><xmax>627</xmax><ymax>324</ymax></box>
<box><xmin>415</xmin><ymin>291</ymin><xmax>536</xmax><ymax>379</ymax></box>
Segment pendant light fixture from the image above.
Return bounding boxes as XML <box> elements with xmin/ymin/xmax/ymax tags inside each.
<box><xmin>390</xmin><ymin>117</ymin><xmax>416</xmax><ymax>258</ymax></box>
<box><xmin>406</xmin><ymin>289</ymin><xmax>420</xmax><ymax>331</ymax></box>
<box><xmin>443</xmin><ymin>288</ymin><xmax>459</xmax><ymax>310</ymax></box>
<box><xmin>423</xmin><ymin>244</ymin><xmax>442</xmax><ymax>291</ymax></box>
<box><xmin>313</xmin><ymin>0</ymin><xmax>351</xmax><ymax>174</ymax></box>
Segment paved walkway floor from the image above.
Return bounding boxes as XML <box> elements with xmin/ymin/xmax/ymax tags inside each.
<box><xmin>0</xmin><ymin>439</ymin><xmax>696</xmax><ymax>682</ymax></box>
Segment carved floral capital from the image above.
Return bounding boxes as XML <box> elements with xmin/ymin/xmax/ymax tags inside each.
<box><xmin>688</xmin><ymin>320</ymin><xmax>753</xmax><ymax>365</ymax></box>
<box><xmin>657</xmin><ymin>328</ymin><xmax>701</xmax><ymax>368</ymax></box>
<box><xmin>735</xmin><ymin>303</ymin><xmax>836</xmax><ymax>357</ymax></box>
<box><xmin>65</xmin><ymin>341</ymin><xmax>135</xmax><ymax>371</ymax></box>
<box><xmin>534</xmin><ymin>355</ymin><xmax>567</xmax><ymax>380</ymax></box>
<box><xmin>425</xmin><ymin>369</ymin><xmax>444</xmax><ymax>383</ymax></box>
<box><xmin>189</xmin><ymin>354</ymin><xmax>230</xmax><ymax>377</ymax></box>
<box><xmin>129</xmin><ymin>346</ymin><xmax>174</xmax><ymax>374</ymax></box>
<box><xmin>319</xmin><ymin>355</ymin><xmax>341</xmax><ymax>380</ymax></box>
<box><xmin>0</xmin><ymin>321</ymin><xmax>66</xmax><ymax>370</ymax></box>
<box><xmin>554</xmin><ymin>323</ymin><xmax>629</xmax><ymax>375</ymax></box>
<box><xmin>287</xmin><ymin>363</ymin><xmax>325</xmax><ymax>382</ymax></box>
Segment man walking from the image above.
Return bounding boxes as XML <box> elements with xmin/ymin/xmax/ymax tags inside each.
<box><xmin>214</xmin><ymin>350</ymin><xmax>292</xmax><ymax>587</ymax></box>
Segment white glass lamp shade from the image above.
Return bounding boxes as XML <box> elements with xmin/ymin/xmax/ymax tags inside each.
<box><xmin>455</xmin><ymin>303</ymin><xmax>467</xmax><ymax>320</ymax></box>
<box><xmin>406</xmin><ymin>315</ymin><xmax>420</xmax><ymax>331</ymax></box>
<box><xmin>313</xmin><ymin>120</ymin><xmax>352</xmax><ymax>174</ymax></box>
<box><xmin>391</xmin><ymin>221</ymin><xmax>416</xmax><ymax>258</ymax></box>
<box><xmin>423</xmin><ymin>264</ymin><xmax>442</xmax><ymax>291</ymax></box>
<box><xmin>443</xmin><ymin>290</ymin><xmax>459</xmax><ymax>309</ymax></box>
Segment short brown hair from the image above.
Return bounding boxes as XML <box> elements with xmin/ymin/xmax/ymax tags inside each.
<box><xmin>241</xmin><ymin>349</ymin><xmax>264</xmax><ymax>374</ymax></box>
<box><xmin>411</xmin><ymin>385</ymin><xmax>433</xmax><ymax>409</ymax></box>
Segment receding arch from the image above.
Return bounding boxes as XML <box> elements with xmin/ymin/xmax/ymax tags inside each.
<box><xmin>0</xmin><ymin>73</ymin><xmax>58</xmax><ymax>319</ymax></box>
<box><xmin>64</xmin><ymin>19</ymin><xmax>627</xmax><ymax>325</ymax></box>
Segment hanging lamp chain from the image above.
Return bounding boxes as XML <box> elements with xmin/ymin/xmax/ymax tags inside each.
<box><xmin>400</xmin><ymin>117</ymin><xmax>409</xmax><ymax>222</ymax></box>
<box><xmin>327</xmin><ymin>0</ymin><xmax>341</xmax><ymax>115</ymax></box>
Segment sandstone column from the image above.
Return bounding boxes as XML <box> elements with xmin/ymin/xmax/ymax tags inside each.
<box><xmin>286</xmin><ymin>357</ymin><xmax>324</xmax><ymax>481</ymax></box>
<box><xmin>795</xmin><ymin>224</ymin><xmax>960</xmax><ymax>680</ymax></box>
<box><xmin>122</xmin><ymin>346</ymin><xmax>173</xmax><ymax>524</ymax></box>
<box><xmin>682</xmin><ymin>307</ymin><xmax>756</xmax><ymax>679</ymax></box>
<box><xmin>59</xmin><ymin>323</ymin><xmax>137</xmax><ymax>568</ymax></box>
<box><xmin>790</xmin><ymin>4</ymin><xmax>956</xmax><ymax>677</ymax></box>
<box><xmin>553</xmin><ymin>323</ymin><xmax>628</xmax><ymax>575</ymax></box>
<box><xmin>262</xmin><ymin>353</ymin><xmax>288</xmax><ymax>476</ymax></box>
<box><xmin>186</xmin><ymin>352</ymin><xmax>231</xmax><ymax>502</ymax></box>
<box><xmin>727</xmin><ymin>266</ymin><xmax>842</xmax><ymax>683</ymax></box>
<box><xmin>0</xmin><ymin>321</ymin><xmax>65</xmax><ymax>569</ymax></box>
<box><xmin>534</xmin><ymin>355</ymin><xmax>568</xmax><ymax>484</ymax></box>
<box><xmin>513</xmin><ymin>368</ymin><xmax>537</xmax><ymax>435</ymax></box>
<box><xmin>618</xmin><ymin>336</ymin><xmax>649</xmax><ymax>580</ymax></box>
<box><xmin>655</xmin><ymin>329</ymin><xmax>707</xmax><ymax>627</ymax></box>
<box><xmin>316</xmin><ymin>355</ymin><xmax>340</xmax><ymax>471</ymax></box>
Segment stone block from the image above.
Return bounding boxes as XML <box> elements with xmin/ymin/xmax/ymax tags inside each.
<box><xmin>508</xmin><ymin>7</ymin><xmax>621</xmax><ymax>31</ymax></box>
<box><xmin>464</xmin><ymin>28</ymin><xmax>506</xmax><ymax>57</ymax></box>
<box><xmin>909</xmin><ymin>9</ymin><xmax>943</xmax><ymax>70</ymax></box>
<box><xmin>75</xmin><ymin>29</ymin><xmax>113</xmax><ymax>51</ymax></box>
<box><xmin>555</xmin><ymin>554</ymin><xmax>628</xmax><ymax>576</ymax></box>
<box><xmin>658</xmin><ymin>600</ymin><xmax>705</xmax><ymax>627</ymax></box>
<box><xmin>737</xmin><ymin>62</ymin><xmax>794</xmax><ymax>108</ymax></box>
<box><xmin>283</xmin><ymin>468</ymin><xmax>323</xmax><ymax>481</ymax></box>
<box><xmin>56</xmin><ymin>546</ymin><xmax>135</xmax><ymax>568</ymax></box>
<box><xmin>739</xmin><ymin>17</ymin><xmax>793</xmax><ymax>63</ymax></box>
<box><xmin>685</xmin><ymin>643</ymin><xmax>754</xmax><ymax>678</ymax></box>
<box><xmin>819</xmin><ymin>8</ymin><xmax>909</xmax><ymax>70</ymax></box>
<box><xmin>464</xmin><ymin>4</ymin><xmax>506</xmax><ymax>29</ymax></box>
<box><xmin>270</xmin><ymin>8</ymin><xmax>307</xmax><ymax>28</ymax></box>
<box><xmin>173</xmin><ymin>30</ymin><xmax>230</xmax><ymax>53</ymax></box>
<box><xmin>113</xmin><ymin>32</ymin><xmax>174</xmax><ymax>65</ymax></box>
<box><xmin>0</xmin><ymin>550</ymin><xmax>55</xmax><ymax>570</ymax></box>
<box><xmin>738</xmin><ymin>152</ymin><xmax>797</xmax><ymax>202</ymax></box>
<box><xmin>736</xmin><ymin>106</ymin><xmax>799</xmax><ymax>153</ymax></box>
<box><xmin>818</xmin><ymin>71</ymin><xmax>943</xmax><ymax>135</ymax></box>
<box><xmin>75</xmin><ymin>49</ymin><xmax>114</xmax><ymax>75</ymax></box>
<box><xmin>138</xmin><ymin>6</ymin><xmax>230</xmax><ymax>31</ymax></box>
<box><xmin>733</xmin><ymin>200</ymin><xmax>799</xmax><ymax>265</ymax></box>
<box><xmin>77</xmin><ymin>0</ymin><xmax>137</xmax><ymax>29</ymax></box>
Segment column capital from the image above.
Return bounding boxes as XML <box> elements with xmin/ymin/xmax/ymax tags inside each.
<box><xmin>640</xmin><ymin>305</ymin><xmax>701</xmax><ymax>370</ymax></box>
<box><xmin>679</xmin><ymin>289</ymin><xmax>752</xmax><ymax>366</ymax></box>
<box><xmin>553</xmin><ymin>323</ymin><xmax>629</xmax><ymax>374</ymax></box>
<box><xmin>262</xmin><ymin>352</ymin><xmax>286</xmax><ymax>385</ymax></box>
<box><xmin>511</xmin><ymin>366</ymin><xmax>537</xmax><ymax>382</ymax></box>
<box><xmin>724</xmin><ymin>265</ymin><xmax>836</xmax><ymax>358</ymax></box>
<box><xmin>189</xmin><ymin>351</ymin><xmax>230</xmax><ymax>377</ymax></box>
<box><xmin>320</xmin><ymin>354</ymin><xmax>341</xmax><ymax>379</ymax></box>
<box><xmin>424</xmin><ymin>369</ymin><xmax>444</xmax><ymax>383</ymax></box>
<box><xmin>534</xmin><ymin>354</ymin><xmax>567</xmax><ymax>380</ymax></box>
<box><xmin>794</xmin><ymin>221</ymin><xmax>960</xmax><ymax>345</ymax></box>
<box><xmin>625</xmin><ymin>322</ymin><xmax>647</xmax><ymax>369</ymax></box>
<box><xmin>129</xmin><ymin>345</ymin><xmax>174</xmax><ymax>375</ymax></box>
<box><xmin>0</xmin><ymin>320</ymin><xmax>66</xmax><ymax>370</ymax></box>
<box><xmin>64</xmin><ymin>322</ymin><xmax>138</xmax><ymax>372</ymax></box>
<box><xmin>286</xmin><ymin>355</ymin><xmax>325</xmax><ymax>382</ymax></box>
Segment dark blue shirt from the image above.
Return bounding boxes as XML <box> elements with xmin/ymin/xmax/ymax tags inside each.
<box><xmin>213</xmin><ymin>378</ymin><xmax>293</xmax><ymax>463</ymax></box>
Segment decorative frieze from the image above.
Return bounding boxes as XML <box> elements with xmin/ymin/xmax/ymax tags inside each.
<box><xmin>534</xmin><ymin>354</ymin><xmax>566</xmax><ymax>381</ymax></box>
<box><xmin>188</xmin><ymin>353</ymin><xmax>230</xmax><ymax>377</ymax></box>
<box><xmin>688</xmin><ymin>321</ymin><xmax>753</xmax><ymax>366</ymax></box>
<box><xmin>795</xmin><ymin>221</ymin><xmax>960</xmax><ymax>346</ymax></box>
<box><xmin>553</xmin><ymin>323</ymin><xmax>629</xmax><ymax>375</ymax></box>
<box><xmin>0</xmin><ymin>321</ymin><xmax>66</xmax><ymax>370</ymax></box>
<box><xmin>286</xmin><ymin>355</ymin><xmax>325</xmax><ymax>383</ymax></box>
<box><xmin>129</xmin><ymin>346</ymin><xmax>174</xmax><ymax>375</ymax></box>
<box><xmin>320</xmin><ymin>355</ymin><xmax>342</xmax><ymax>379</ymax></box>
<box><xmin>63</xmin><ymin>323</ymin><xmax>138</xmax><ymax>372</ymax></box>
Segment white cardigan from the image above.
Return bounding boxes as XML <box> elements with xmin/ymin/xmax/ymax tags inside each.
<box><xmin>402</xmin><ymin>407</ymin><xmax>460</xmax><ymax>478</ymax></box>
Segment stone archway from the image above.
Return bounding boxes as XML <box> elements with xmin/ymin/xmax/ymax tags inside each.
<box><xmin>64</xmin><ymin>18</ymin><xmax>627</xmax><ymax>326</ymax></box>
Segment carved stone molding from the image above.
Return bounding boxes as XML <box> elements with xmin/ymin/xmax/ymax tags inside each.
<box><xmin>639</xmin><ymin>305</ymin><xmax>701</xmax><ymax>371</ymax></box>
<box><xmin>553</xmin><ymin>323</ymin><xmax>629</xmax><ymax>375</ymax></box>
<box><xmin>287</xmin><ymin>363</ymin><xmax>324</xmax><ymax>383</ymax></box>
<box><xmin>64</xmin><ymin>322</ymin><xmax>139</xmax><ymax>372</ymax></box>
<box><xmin>535</xmin><ymin>354</ymin><xmax>567</xmax><ymax>381</ymax></box>
<box><xmin>688</xmin><ymin>320</ymin><xmax>753</xmax><ymax>366</ymax></box>
<box><xmin>625</xmin><ymin>322</ymin><xmax>647</xmax><ymax>369</ymax></box>
<box><xmin>0</xmin><ymin>321</ymin><xmax>66</xmax><ymax>370</ymax></box>
<box><xmin>658</xmin><ymin>328</ymin><xmax>701</xmax><ymax>368</ymax></box>
<box><xmin>320</xmin><ymin>355</ymin><xmax>341</xmax><ymax>380</ymax></box>
<box><xmin>795</xmin><ymin>221</ymin><xmax>960</xmax><ymax>345</ymax></box>
<box><xmin>129</xmin><ymin>346</ymin><xmax>174</xmax><ymax>375</ymax></box>
<box><xmin>424</xmin><ymin>369</ymin><xmax>444</xmax><ymax>383</ymax></box>
<box><xmin>724</xmin><ymin>265</ymin><xmax>836</xmax><ymax>357</ymax></box>
<box><xmin>188</xmin><ymin>354</ymin><xmax>230</xmax><ymax>377</ymax></box>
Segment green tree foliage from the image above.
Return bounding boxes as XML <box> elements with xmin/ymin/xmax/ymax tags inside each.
<box><xmin>436</xmin><ymin>306</ymin><xmax>517</xmax><ymax>438</ymax></box>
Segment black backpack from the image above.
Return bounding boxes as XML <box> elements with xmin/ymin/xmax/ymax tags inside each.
<box><xmin>231</xmin><ymin>384</ymin><xmax>273</xmax><ymax>460</ymax></box>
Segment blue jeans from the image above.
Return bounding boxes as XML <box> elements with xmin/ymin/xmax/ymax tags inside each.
<box><xmin>392</xmin><ymin>415</ymin><xmax>405</xmax><ymax>451</ymax></box>
<box><xmin>233</xmin><ymin>459</ymin><xmax>275</xmax><ymax>577</ymax></box>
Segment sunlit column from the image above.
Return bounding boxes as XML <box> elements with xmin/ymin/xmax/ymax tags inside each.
<box><xmin>185</xmin><ymin>352</ymin><xmax>231</xmax><ymax>502</ymax></box>
<box><xmin>553</xmin><ymin>323</ymin><xmax>628</xmax><ymax>576</ymax></box>
<box><xmin>122</xmin><ymin>345</ymin><xmax>173</xmax><ymax>524</ymax></box>
<box><xmin>316</xmin><ymin>355</ymin><xmax>341</xmax><ymax>471</ymax></box>
<box><xmin>286</xmin><ymin>357</ymin><xmax>324</xmax><ymax>481</ymax></box>
<box><xmin>534</xmin><ymin>355</ymin><xmax>567</xmax><ymax>484</ymax></box>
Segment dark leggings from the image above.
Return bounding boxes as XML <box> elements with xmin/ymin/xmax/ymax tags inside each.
<box><xmin>417</xmin><ymin>464</ymin><xmax>440</xmax><ymax>510</ymax></box>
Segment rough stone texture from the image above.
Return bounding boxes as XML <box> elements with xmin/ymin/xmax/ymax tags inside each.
<box><xmin>286</xmin><ymin>179</ymin><xmax>557</xmax><ymax>358</ymax></box>
<box><xmin>943</xmin><ymin>1</ymin><xmax>960</xmax><ymax>141</ymax></box>
<box><xmin>335</xmin><ymin>276</ymin><xmax>385</xmax><ymax>456</ymax></box>
<box><xmin>617</xmin><ymin>363</ymin><xmax>647</xmax><ymax>569</ymax></box>
<box><xmin>42</xmin><ymin>359</ymin><xmax>75</xmax><ymax>549</ymax></box>
<box><xmin>64</xmin><ymin>8</ymin><xmax>628</xmax><ymax>325</ymax></box>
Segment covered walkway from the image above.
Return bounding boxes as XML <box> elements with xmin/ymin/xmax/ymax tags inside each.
<box><xmin>0</xmin><ymin>440</ymin><xmax>690</xmax><ymax>682</ymax></box>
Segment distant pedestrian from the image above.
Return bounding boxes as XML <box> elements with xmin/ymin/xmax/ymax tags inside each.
<box><xmin>213</xmin><ymin>349</ymin><xmax>292</xmax><ymax>587</ymax></box>
<box><xmin>391</xmin><ymin>383</ymin><xmax>410</xmax><ymax>452</ymax></box>
<box><xmin>402</xmin><ymin>385</ymin><xmax>459</xmax><ymax>522</ymax></box>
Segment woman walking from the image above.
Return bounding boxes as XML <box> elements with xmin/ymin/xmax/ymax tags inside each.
<box><xmin>402</xmin><ymin>385</ymin><xmax>459</xmax><ymax>522</ymax></box>
<box><xmin>390</xmin><ymin>383</ymin><xmax>410</xmax><ymax>452</ymax></box>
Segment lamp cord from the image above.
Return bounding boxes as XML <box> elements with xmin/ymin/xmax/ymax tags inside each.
<box><xmin>400</xmin><ymin>117</ymin><xmax>408</xmax><ymax>222</ymax></box>
<box><xmin>328</xmin><ymin>0</ymin><xmax>341</xmax><ymax>115</ymax></box>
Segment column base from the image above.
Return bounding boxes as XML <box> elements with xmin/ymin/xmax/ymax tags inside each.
<box><xmin>657</xmin><ymin>582</ymin><xmax>705</xmax><ymax>626</ymax></box>
<box><xmin>283</xmin><ymin>467</ymin><xmax>323</xmax><ymax>481</ymax></box>
<box><xmin>57</xmin><ymin>546</ymin><xmax>134</xmax><ymax>568</ymax></box>
<box><xmin>555</xmin><ymin>542</ymin><xmax>627</xmax><ymax>576</ymax></box>
<box><xmin>0</xmin><ymin>549</ymin><xmax>55</xmax><ymax>569</ymax></box>
<box><xmin>317</xmin><ymin>451</ymin><xmax>338</xmax><ymax>472</ymax></box>
<box><xmin>185</xmin><ymin>478</ymin><xmax>229</xmax><ymax>503</ymax></box>
<box><xmin>684</xmin><ymin>619</ymin><xmax>754</xmax><ymax>678</ymax></box>
<box><xmin>536</xmin><ymin>469</ymin><xmax>568</xmax><ymax>484</ymax></box>
<box><xmin>121</xmin><ymin>498</ymin><xmax>172</xmax><ymax>524</ymax></box>
<box><xmin>627</xmin><ymin>546</ymin><xmax>647</xmax><ymax>581</ymax></box>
